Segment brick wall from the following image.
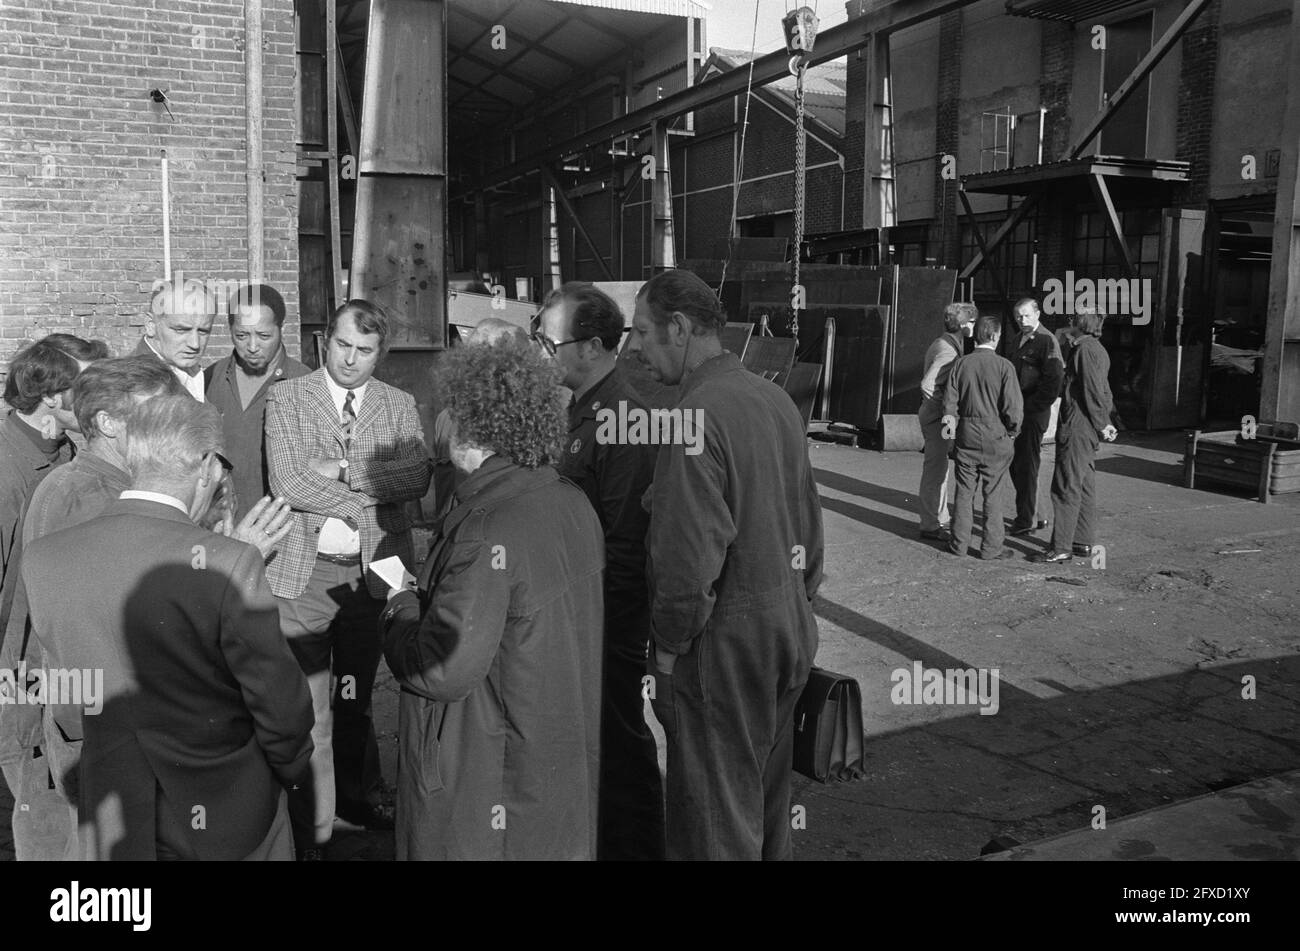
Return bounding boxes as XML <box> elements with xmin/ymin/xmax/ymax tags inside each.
<box><xmin>1034</xmin><ymin>19</ymin><xmax>1073</xmax><ymax>294</ymax></box>
<box><xmin>1174</xmin><ymin>0</ymin><xmax>1221</xmax><ymax>205</ymax></box>
<box><xmin>0</xmin><ymin>0</ymin><xmax>299</xmax><ymax>380</ymax></box>
<box><xmin>933</xmin><ymin>11</ymin><xmax>963</xmax><ymax>268</ymax></box>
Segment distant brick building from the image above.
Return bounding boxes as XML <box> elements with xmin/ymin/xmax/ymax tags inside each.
<box><xmin>0</xmin><ymin>0</ymin><xmax>299</xmax><ymax>377</ymax></box>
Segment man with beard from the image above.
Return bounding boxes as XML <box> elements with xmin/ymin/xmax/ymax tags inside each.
<box><xmin>206</xmin><ymin>284</ymin><xmax>310</xmax><ymax>519</ymax></box>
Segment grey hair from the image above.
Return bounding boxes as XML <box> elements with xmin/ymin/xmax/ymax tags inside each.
<box><xmin>943</xmin><ymin>302</ymin><xmax>978</xmax><ymax>333</ymax></box>
<box><xmin>125</xmin><ymin>395</ymin><xmax>225</xmax><ymax>484</ymax></box>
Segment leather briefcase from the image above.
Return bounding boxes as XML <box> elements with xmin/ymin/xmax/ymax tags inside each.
<box><xmin>792</xmin><ymin>667</ymin><xmax>867</xmax><ymax>783</ymax></box>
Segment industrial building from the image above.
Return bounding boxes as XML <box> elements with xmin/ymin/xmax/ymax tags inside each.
<box><xmin>2</xmin><ymin>0</ymin><xmax>1299</xmax><ymax>438</ymax></box>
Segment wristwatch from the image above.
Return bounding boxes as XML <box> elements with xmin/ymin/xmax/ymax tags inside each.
<box><xmin>338</xmin><ymin>458</ymin><xmax>350</xmax><ymax>484</ymax></box>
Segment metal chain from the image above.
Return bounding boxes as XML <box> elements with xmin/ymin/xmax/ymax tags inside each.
<box><xmin>792</xmin><ymin>58</ymin><xmax>806</xmax><ymax>351</ymax></box>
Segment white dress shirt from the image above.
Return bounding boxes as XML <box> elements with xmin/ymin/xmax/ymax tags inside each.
<box><xmin>120</xmin><ymin>490</ymin><xmax>190</xmax><ymax>517</ymax></box>
<box><xmin>316</xmin><ymin>374</ymin><xmax>369</xmax><ymax>556</ymax></box>
<box><xmin>145</xmin><ymin>338</ymin><xmax>206</xmax><ymax>401</ymax></box>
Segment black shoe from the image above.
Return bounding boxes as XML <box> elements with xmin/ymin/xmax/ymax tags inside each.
<box><xmin>336</xmin><ymin>800</ymin><xmax>395</xmax><ymax>831</ymax></box>
<box><xmin>980</xmin><ymin>549</ymin><xmax>1017</xmax><ymax>561</ymax></box>
<box><xmin>947</xmin><ymin>541</ymin><xmax>968</xmax><ymax>557</ymax></box>
<box><xmin>1071</xmin><ymin>544</ymin><xmax>1093</xmax><ymax>557</ymax></box>
<box><xmin>1032</xmin><ymin>549</ymin><xmax>1072</xmax><ymax>564</ymax></box>
<box><xmin>920</xmin><ymin>527</ymin><xmax>951</xmax><ymax>541</ymax></box>
<box><xmin>1009</xmin><ymin>519</ymin><xmax>1048</xmax><ymax>537</ymax></box>
<box><xmin>297</xmin><ymin>846</ymin><xmax>328</xmax><ymax>861</ymax></box>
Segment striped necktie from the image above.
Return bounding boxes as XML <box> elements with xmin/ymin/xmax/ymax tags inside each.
<box><xmin>342</xmin><ymin>390</ymin><xmax>356</xmax><ymax>450</ymax></box>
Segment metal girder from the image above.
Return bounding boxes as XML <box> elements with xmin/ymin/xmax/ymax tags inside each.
<box><xmin>1087</xmin><ymin>173</ymin><xmax>1137</xmax><ymax>279</ymax></box>
<box><xmin>1260</xmin><ymin>0</ymin><xmax>1300</xmax><ymax>423</ymax></box>
<box><xmin>542</xmin><ymin>165</ymin><xmax>614</xmax><ymax>281</ymax></box>
<box><xmin>960</xmin><ymin>0</ymin><xmax>1210</xmax><ymax>280</ymax></box>
<box><xmin>470</xmin><ymin>0</ymin><xmax>978</xmax><ymax>194</ymax></box>
<box><xmin>958</xmin><ymin>189</ymin><xmax>1009</xmax><ymax>303</ymax></box>
<box><xmin>453</xmin><ymin>4</ymin><xmax>586</xmax><ymax>74</ymax></box>
<box><xmin>1070</xmin><ymin>0</ymin><xmax>1211</xmax><ymax>156</ymax></box>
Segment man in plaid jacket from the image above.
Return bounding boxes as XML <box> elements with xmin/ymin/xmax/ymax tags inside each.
<box><xmin>265</xmin><ymin>300</ymin><xmax>432</xmax><ymax>858</ymax></box>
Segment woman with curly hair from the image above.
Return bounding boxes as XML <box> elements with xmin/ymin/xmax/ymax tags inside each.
<box><xmin>378</xmin><ymin>336</ymin><xmax>606</xmax><ymax>860</ymax></box>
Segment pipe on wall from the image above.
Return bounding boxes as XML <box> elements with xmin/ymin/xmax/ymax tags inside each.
<box><xmin>245</xmin><ymin>0</ymin><xmax>264</xmax><ymax>281</ymax></box>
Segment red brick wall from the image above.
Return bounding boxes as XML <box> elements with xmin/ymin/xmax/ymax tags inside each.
<box><xmin>0</xmin><ymin>0</ymin><xmax>299</xmax><ymax>380</ymax></box>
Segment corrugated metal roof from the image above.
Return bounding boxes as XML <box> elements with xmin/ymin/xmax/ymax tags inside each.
<box><xmin>1005</xmin><ymin>0</ymin><xmax>1149</xmax><ymax>22</ymax></box>
<box><xmin>707</xmin><ymin>48</ymin><xmax>846</xmax><ymax>136</ymax></box>
<box><xmin>555</xmin><ymin>0</ymin><xmax>710</xmax><ymax>16</ymax></box>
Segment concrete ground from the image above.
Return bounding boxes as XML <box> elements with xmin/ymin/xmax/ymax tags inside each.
<box><xmin>3</xmin><ymin>430</ymin><xmax>1297</xmax><ymax>861</ymax></box>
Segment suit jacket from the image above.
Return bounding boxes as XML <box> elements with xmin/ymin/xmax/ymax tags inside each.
<box><xmin>1005</xmin><ymin>323</ymin><xmax>1064</xmax><ymax>421</ymax></box>
<box><xmin>381</xmin><ymin>457</ymin><xmax>605</xmax><ymax>860</ymax></box>
<box><xmin>204</xmin><ymin>349</ymin><xmax>311</xmax><ymax>519</ymax></box>
<box><xmin>557</xmin><ymin>365</ymin><xmax>654</xmax><ymax>641</ymax></box>
<box><xmin>264</xmin><ymin>368</ymin><xmax>432</xmax><ymax>599</ymax></box>
<box><xmin>0</xmin><ymin>452</ymin><xmax>127</xmax><ymax>763</ymax></box>
<box><xmin>21</xmin><ymin>498</ymin><xmax>313</xmax><ymax>860</ymax></box>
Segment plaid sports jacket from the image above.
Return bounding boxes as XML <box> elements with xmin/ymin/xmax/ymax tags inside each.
<box><xmin>265</xmin><ymin>369</ymin><xmax>432</xmax><ymax>600</ymax></box>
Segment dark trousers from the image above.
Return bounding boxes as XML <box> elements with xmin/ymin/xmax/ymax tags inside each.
<box><xmin>276</xmin><ymin>559</ymin><xmax>384</xmax><ymax>846</ymax></box>
<box><xmin>1010</xmin><ymin>411</ymin><xmax>1050</xmax><ymax>529</ymax></box>
<box><xmin>597</xmin><ymin>613</ymin><xmax>665</xmax><ymax>861</ymax></box>
<box><xmin>2</xmin><ymin>745</ymin><xmax>74</xmax><ymax>861</ymax></box>
<box><xmin>951</xmin><ymin>442</ymin><xmax>1013</xmax><ymax>556</ymax></box>
<box><xmin>651</xmin><ymin>633</ymin><xmax>806</xmax><ymax>861</ymax></box>
<box><xmin>1050</xmin><ymin>417</ymin><xmax>1101</xmax><ymax>550</ymax></box>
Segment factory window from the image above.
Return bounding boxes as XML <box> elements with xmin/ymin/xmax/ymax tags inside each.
<box><xmin>960</xmin><ymin>213</ymin><xmax>1036</xmax><ymax>298</ymax></box>
<box><xmin>1071</xmin><ymin>206</ymin><xmax>1160</xmax><ymax>282</ymax></box>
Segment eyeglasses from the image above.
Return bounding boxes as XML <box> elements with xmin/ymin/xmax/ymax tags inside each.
<box><xmin>529</xmin><ymin>329</ymin><xmax>588</xmax><ymax>358</ymax></box>
<box><xmin>207</xmin><ymin>450</ymin><xmax>234</xmax><ymax>474</ymax></box>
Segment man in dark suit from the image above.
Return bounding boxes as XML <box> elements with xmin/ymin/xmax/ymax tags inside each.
<box><xmin>20</xmin><ymin>395</ymin><xmax>313</xmax><ymax>860</ymax></box>
<box><xmin>536</xmin><ymin>282</ymin><xmax>664</xmax><ymax>860</ymax></box>
<box><xmin>136</xmin><ymin>277</ymin><xmax>217</xmax><ymax>400</ymax></box>
<box><xmin>1003</xmin><ymin>298</ymin><xmax>1064</xmax><ymax>537</ymax></box>
<box><xmin>205</xmin><ymin>283</ymin><xmax>310</xmax><ymax>518</ymax></box>
<box><xmin>265</xmin><ymin>299</ymin><xmax>432</xmax><ymax>857</ymax></box>
<box><xmin>943</xmin><ymin>315</ymin><xmax>1024</xmax><ymax>560</ymax></box>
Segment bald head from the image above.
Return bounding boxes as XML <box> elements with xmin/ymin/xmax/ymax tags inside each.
<box><xmin>465</xmin><ymin>318</ymin><xmax>527</xmax><ymax>346</ymax></box>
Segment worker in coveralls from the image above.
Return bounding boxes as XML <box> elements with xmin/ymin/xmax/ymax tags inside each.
<box><xmin>626</xmin><ymin>269</ymin><xmax>824</xmax><ymax>861</ymax></box>
<box><xmin>1036</xmin><ymin>307</ymin><xmax>1117</xmax><ymax>563</ymax></box>
<box><xmin>943</xmin><ymin>315</ymin><xmax>1024</xmax><ymax>560</ymax></box>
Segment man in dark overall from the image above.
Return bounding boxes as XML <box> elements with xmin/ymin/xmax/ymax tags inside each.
<box><xmin>943</xmin><ymin>315</ymin><xmax>1023</xmax><ymax>560</ymax></box>
<box><xmin>536</xmin><ymin>282</ymin><xmax>664</xmax><ymax>861</ymax></box>
<box><xmin>627</xmin><ymin>269</ymin><xmax>824</xmax><ymax>861</ymax></box>
<box><xmin>1003</xmin><ymin>298</ymin><xmax>1063</xmax><ymax>537</ymax></box>
<box><xmin>1037</xmin><ymin>308</ymin><xmax>1116</xmax><ymax>563</ymax></box>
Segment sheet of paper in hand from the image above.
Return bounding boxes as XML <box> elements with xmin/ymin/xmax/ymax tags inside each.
<box><xmin>370</xmin><ymin>555</ymin><xmax>415</xmax><ymax>592</ymax></box>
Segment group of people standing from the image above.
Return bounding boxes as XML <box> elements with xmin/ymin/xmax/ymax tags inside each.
<box><xmin>916</xmin><ymin>298</ymin><xmax>1117</xmax><ymax>562</ymax></box>
<box><xmin>0</xmin><ymin>267</ymin><xmax>825</xmax><ymax>861</ymax></box>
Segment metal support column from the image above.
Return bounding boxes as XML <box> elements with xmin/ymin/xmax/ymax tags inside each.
<box><xmin>1260</xmin><ymin>0</ymin><xmax>1300</xmax><ymax>423</ymax></box>
<box><xmin>650</xmin><ymin>120</ymin><xmax>675</xmax><ymax>272</ymax></box>
<box><xmin>864</xmin><ymin>30</ymin><xmax>896</xmax><ymax>255</ymax></box>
